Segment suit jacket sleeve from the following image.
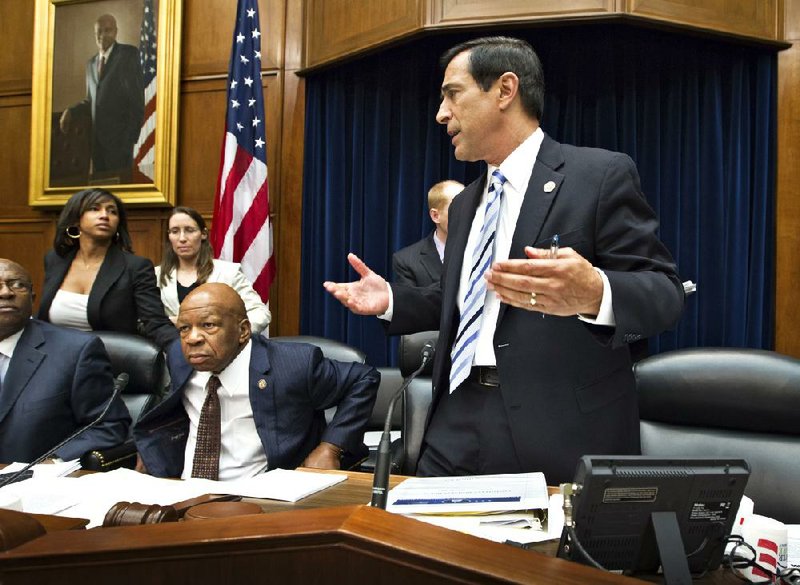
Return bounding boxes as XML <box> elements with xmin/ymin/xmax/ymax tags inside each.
<box><xmin>591</xmin><ymin>153</ymin><xmax>684</xmax><ymax>346</ymax></box>
<box><xmin>304</xmin><ymin>348</ymin><xmax>380</xmax><ymax>456</ymax></box>
<box><xmin>56</xmin><ymin>336</ymin><xmax>131</xmax><ymax>460</ymax></box>
<box><xmin>131</xmin><ymin>256</ymin><xmax>180</xmax><ymax>349</ymax></box>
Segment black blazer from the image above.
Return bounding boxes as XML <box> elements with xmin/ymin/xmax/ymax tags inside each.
<box><xmin>38</xmin><ymin>245</ymin><xmax>178</xmax><ymax>349</ymax></box>
<box><xmin>392</xmin><ymin>231</ymin><xmax>442</xmax><ymax>287</ymax></box>
<box><xmin>388</xmin><ymin>134</ymin><xmax>684</xmax><ymax>483</ymax></box>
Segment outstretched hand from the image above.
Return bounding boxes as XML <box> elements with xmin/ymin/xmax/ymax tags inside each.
<box><xmin>323</xmin><ymin>253</ymin><xmax>391</xmax><ymax>316</ymax></box>
<box><xmin>485</xmin><ymin>246</ymin><xmax>603</xmax><ymax>316</ymax></box>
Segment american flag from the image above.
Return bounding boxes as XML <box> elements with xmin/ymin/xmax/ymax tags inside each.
<box><xmin>133</xmin><ymin>0</ymin><xmax>157</xmax><ymax>181</ymax></box>
<box><xmin>211</xmin><ymin>0</ymin><xmax>274</xmax><ymax>305</ymax></box>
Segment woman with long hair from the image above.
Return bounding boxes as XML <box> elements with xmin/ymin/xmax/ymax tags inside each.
<box><xmin>37</xmin><ymin>188</ymin><xmax>178</xmax><ymax>348</ymax></box>
<box><xmin>156</xmin><ymin>206</ymin><xmax>270</xmax><ymax>334</ymax></box>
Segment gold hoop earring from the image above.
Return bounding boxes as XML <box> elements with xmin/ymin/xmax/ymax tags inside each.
<box><xmin>66</xmin><ymin>226</ymin><xmax>81</xmax><ymax>239</ymax></box>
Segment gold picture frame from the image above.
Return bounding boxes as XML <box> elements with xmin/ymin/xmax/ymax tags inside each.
<box><xmin>28</xmin><ymin>0</ymin><xmax>182</xmax><ymax>207</ymax></box>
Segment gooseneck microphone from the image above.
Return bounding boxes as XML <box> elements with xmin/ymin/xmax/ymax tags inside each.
<box><xmin>371</xmin><ymin>342</ymin><xmax>434</xmax><ymax>509</ymax></box>
<box><xmin>0</xmin><ymin>373</ymin><xmax>129</xmax><ymax>489</ymax></box>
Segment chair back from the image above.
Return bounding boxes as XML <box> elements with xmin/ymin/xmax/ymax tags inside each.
<box><xmin>94</xmin><ymin>331</ymin><xmax>168</xmax><ymax>427</ymax></box>
<box><xmin>635</xmin><ymin>347</ymin><xmax>800</xmax><ymax>523</ymax></box>
<box><xmin>272</xmin><ymin>335</ymin><xmax>366</xmax><ymax>364</ymax></box>
<box><xmin>398</xmin><ymin>331</ymin><xmax>437</xmax><ymax>475</ymax></box>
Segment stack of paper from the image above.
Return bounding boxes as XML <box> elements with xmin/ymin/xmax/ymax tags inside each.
<box><xmin>386</xmin><ymin>473</ymin><xmax>562</xmax><ymax>545</ymax></box>
<box><xmin>2</xmin><ymin>459</ymin><xmax>82</xmax><ymax>479</ymax></box>
<box><xmin>0</xmin><ymin>468</ymin><xmax>346</xmax><ymax>528</ymax></box>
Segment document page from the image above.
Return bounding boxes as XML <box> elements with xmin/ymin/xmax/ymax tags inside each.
<box><xmin>386</xmin><ymin>472</ymin><xmax>548</xmax><ymax>514</ymax></box>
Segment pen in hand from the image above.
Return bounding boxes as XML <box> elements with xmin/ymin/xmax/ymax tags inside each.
<box><xmin>549</xmin><ymin>234</ymin><xmax>559</xmax><ymax>259</ymax></box>
<box><xmin>541</xmin><ymin>234</ymin><xmax>559</xmax><ymax>319</ymax></box>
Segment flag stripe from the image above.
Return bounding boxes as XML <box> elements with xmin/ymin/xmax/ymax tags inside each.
<box><xmin>212</xmin><ymin>0</ymin><xmax>274</xmax><ymax>305</ymax></box>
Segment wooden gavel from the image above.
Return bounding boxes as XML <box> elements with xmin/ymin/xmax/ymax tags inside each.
<box><xmin>102</xmin><ymin>494</ymin><xmax>253</xmax><ymax>527</ymax></box>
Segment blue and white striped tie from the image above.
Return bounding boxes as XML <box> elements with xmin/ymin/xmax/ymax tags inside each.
<box><xmin>448</xmin><ymin>169</ymin><xmax>506</xmax><ymax>393</ymax></box>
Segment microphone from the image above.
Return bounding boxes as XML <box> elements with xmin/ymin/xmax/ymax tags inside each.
<box><xmin>371</xmin><ymin>342</ymin><xmax>434</xmax><ymax>509</ymax></box>
<box><xmin>0</xmin><ymin>373</ymin><xmax>129</xmax><ymax>489</ymax></box>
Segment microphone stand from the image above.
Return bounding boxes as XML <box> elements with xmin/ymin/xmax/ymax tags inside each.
<box><xmin>371</xmin><ymin>343</ymin><xmax>434</xmax><ymax>509</ymax></box>
<box><xmin>0</xmin><ymin>373</ymin><xmax>129</xmax><ymax>489</ymax></box>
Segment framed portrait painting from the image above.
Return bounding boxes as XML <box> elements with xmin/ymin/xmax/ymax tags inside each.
<box><xmin>29</xmin><ymin>0</ymin><xmax>182</xmax><ymax>207</ymax></box>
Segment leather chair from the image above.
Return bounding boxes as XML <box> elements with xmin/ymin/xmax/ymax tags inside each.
<box><xmin>397</xmin><ymin>330</ymin><xmax>437</xmax><ymax>475</ymax></box>
<box><xmin>634</xmin><ymin>347</ymin><xmax>800</xmax><ymax>524</ymax></box>
<box><xmin>80</xmin><ymin>331</ymin><xmax>168</xmax><ymax>471</ymax></box>
<box><xmin>272</xmin><ymin>335</ymin><xmax>366</xmax><ymax>364</ymax></box>
<box><xmin>358</xmin><ymin>367</ymin><xmax>404</xmax><ymax>474</ymax></box>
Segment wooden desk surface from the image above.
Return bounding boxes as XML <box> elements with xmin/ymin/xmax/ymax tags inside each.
<box><xmin>8</xmin><ymin>468</ymin><xmax>742</xmax><ymax>584</ymax></box>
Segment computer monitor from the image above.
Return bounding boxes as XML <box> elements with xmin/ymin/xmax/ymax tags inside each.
<box><xmin>557</xmin><ymin>456</ymin><xmax>750</xmax><ymax>583</ymax></box>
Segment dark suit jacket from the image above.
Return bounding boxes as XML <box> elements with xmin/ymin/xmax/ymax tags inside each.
<box><xmin>392</xmin><ymin>231</ymin><xmax>442</xmax><ymax>287</ymax></box>
<box><xmin>38</xmin><ymin>246</ymin><xmax>178</xmax><ymax>349</ymax></box>
<box><xmin>0</xmin><ymin>320</ymin><xmax>131</xmax><ymax>462</ymax></box>
<box><xmin>388</xmin><ymin>134</ymin><xmax>684</xmax><ymax>483</ymax></box>
<box><xmin>133</xmin><ymin>336</ymin><xmax>380</xmax><ymax>478</ymax></box>
<box><xmin>73</xmin><ymin>42</ymin><xmax>144</xmax><ymax>173</ymax></box>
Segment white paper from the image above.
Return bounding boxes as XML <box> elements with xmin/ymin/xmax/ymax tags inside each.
<box><xmin>386</xmin><ymin>472</ymin><xmax>549</xmax><ymax>515</ymax></box>
<box><xmin>1</xmin><ymin>459</ymin><xmax>81</xmax><ymax>479</ymax></box>
<box><xmin>788</xmin><ymin>525</ymin><xmax>800</xmax><ymax>569</ymax></box>
<box><xmin>0</xmin><ymin>468</ymin><xmax>347</xmax><ymax>528</ymax></box>
<box><xmin>363</xmin><ymin>430</ymin><xmax>401</xmax><ymax>449</ymax></box>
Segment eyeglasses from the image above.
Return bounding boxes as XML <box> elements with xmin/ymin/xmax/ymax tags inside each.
<box><xmin>168</xmin><ymin>227</ymin><xmax>200</xmax><ymax>237</ymax></box>
<box><xmin>723</xmin><ymin>535</ymin><xmax>800</xmax><ymax>584</ymax></box>
<box><xmin>0</xmin><ymin>279</ymin><xmax>32</xmax><ymax>293</ymax></box>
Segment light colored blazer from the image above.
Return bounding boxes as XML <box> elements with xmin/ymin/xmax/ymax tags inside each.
<box><xmin>155</xmin><ymin>259</ymin><xmax>271</xmax><ymax>334</ymax></box>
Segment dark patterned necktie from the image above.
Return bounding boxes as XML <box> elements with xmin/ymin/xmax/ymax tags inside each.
<box><xmin>191</xmin><ymin>375</ymin><xmax>221</xmax><ymax>480</ymax></box>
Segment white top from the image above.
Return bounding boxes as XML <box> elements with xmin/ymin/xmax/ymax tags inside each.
<box><xmin>155</xmin><ymin>259</ymin><xmax>271</xmax><ymax>334</ymax></box>
<box><xmin>48</xmin><ymin>290</ymin><xmax>92</xmax><ymax>332</ymax></box>
<box><xmin>0</xmin><ymin>328</ymin><xmax>24</xmax><ymax>385</ymax></box>
<box><xmin>181</xmin><ymin>340</ymin><xmax>268</xmax><ymax>480</ymax></box>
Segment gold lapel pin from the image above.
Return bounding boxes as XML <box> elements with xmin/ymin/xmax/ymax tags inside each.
<box><xmin>258</xmin><ymin>378</ymin><xmax>267</xmax><ymax>390</ymax></box>
<box><xmin>544</xmin><ymin>181</ymin><xmax>556</xmax><ymax>193</ymax></box>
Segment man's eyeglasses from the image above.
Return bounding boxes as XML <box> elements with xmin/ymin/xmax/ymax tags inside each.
<box><xmin>0</xmin><ymin>279</ymin><xmax>32</xmax><ymax>293</ymax></box>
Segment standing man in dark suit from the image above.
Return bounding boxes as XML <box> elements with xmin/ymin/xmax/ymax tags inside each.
<box><xmin>134</xmin><ymin>283</ymin><xmax>379</xmax><ymax>480</ymax></box>
<box><xmin>393</xmin><ymin>180</ymin><xmax>464</xmax><ymax>287</ymax></box>
<box><xmin>0</xmin><ymin>259</ymin><xmax>130</xmax><ymax>463</ymax></box>
<box><xmin>60</xmin><ymin>14</ymin><xmax>144</xmax><ymax>181</ymax></box>
<box><xmin>324</xmin><ymin>37</ymin><xmax>683</xmax><ymax>483</ymax></box>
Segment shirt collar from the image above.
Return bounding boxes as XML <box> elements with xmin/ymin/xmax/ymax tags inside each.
<box><xmin>99</xmin><ymin>43</ymin><xmax>116</xmax><ymax>61</ymax></box>
<box><xmin>215</xmin><ymin>338</ymin><xmax>252</xmax><ymax>398</ymax></box>
<box><xmin>488</xmin><ymin>126</ymin><xmax>545</xmax><ymax>196</ymax></box>
<box><xmin>0</xmin><ymin>326</ymin><xmax>25</xmax><ymax>359</ymax></box>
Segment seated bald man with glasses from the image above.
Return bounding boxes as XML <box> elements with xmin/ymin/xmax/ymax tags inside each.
<box><xmin>0</xmin><ymin>258</ymin><xmax>130</xmax><ymax>463</ymax></box>
<box><xmin>134</xmin><ymin>283</ymin><xmax>379</xmax><ymax>480</ymax></box>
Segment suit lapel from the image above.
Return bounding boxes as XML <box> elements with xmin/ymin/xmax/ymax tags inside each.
<box><xmin>159</xmin><ymin>269</ymin><xmax>180</xmax><ymax>316</ymax></box>
<box><xmin>0</xmin><ymin>323</ymin><xmax>45</xmax><ymax>425</ymax></box>
<box><xmin>440</xmin><ymin>175</ymin><xmax>485</xmax><ymax>344</ymax></box>
<box><xmin>88</xmin><ymin>246</ymin><xmax>124</xmax><ymax>328</ymax></box>
<box><xmin>248</xmin><ymin>338</ymin><xmax>279</xmax><ymax>465</ymax></box>
<box><xmin>419</xmin><ymin>233</ymin><xmax>442</xmax><ymax>282</ymax></box>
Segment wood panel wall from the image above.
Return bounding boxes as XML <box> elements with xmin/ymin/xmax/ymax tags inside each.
<box><xmin>0</xmin><ymin>0</ymin><xmax>304</xmax><ymax>334</ymax></box>
<box><xmin>776</xmin><ymin>0</ymin><xmax>800</xmax><ymax>356</ymax></box>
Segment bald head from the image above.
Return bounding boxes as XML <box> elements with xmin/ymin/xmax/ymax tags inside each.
<box><xmin>0</xmin><ymin>258</ymin><xmax>34</xmax><ymax>341</ymax></box>
<box><xmin>177</xmin><ymin>283</ymin><xmax>251</xmax><ymax>372</ymax></box>
<box><xmin>95</xmin><ymin>14</ymin><xmax>118</xmax><ymax>52</ymax></box>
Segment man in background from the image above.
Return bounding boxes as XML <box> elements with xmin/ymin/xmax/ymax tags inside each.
<box><xmin>135</xmin><ymin>283</ymin><xmax>379</xmax><ymax>480</ymax></box>
<box><xmin>393</xmin><ymin>180</ymin><xmax>464</xmax><ymax>287</ymax></box>
<box><xmin>0</xmin><ymin>258</ymin><xmax>130</xmax><ymax>463</ymax></box>
<box><xmin>60</xmin><ymin>14</ymin><xmax>144</xmax><ymax>182</ymax></box>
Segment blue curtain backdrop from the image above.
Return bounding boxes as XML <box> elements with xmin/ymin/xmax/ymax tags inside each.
<box><xmin>301</xmin><ymin>25</ymin><xmax>777</xmax><ymax>367</ymax></box>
